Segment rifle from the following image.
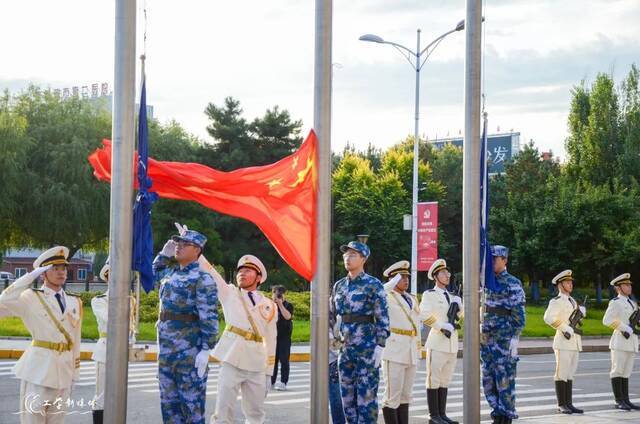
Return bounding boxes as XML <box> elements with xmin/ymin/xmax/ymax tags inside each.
<box><xmin>442</xmin><ymin>279</ymin><xmax>463</xmax><ymax>339</ymax></box>
<box><xmin>564</xmin><ymin>295</ymin><xmax>588</xmax><ymax>340</ymax></box>
<box><xmin>621</xmin><ymin>300</ymin><xmax>640</xmax><ymax>339</ymax></box>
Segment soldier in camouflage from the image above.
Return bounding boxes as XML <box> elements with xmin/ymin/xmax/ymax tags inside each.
<box><xmin>480</xmin><ymin>245</ymin><xmax>526</xmax><ymax>424</ymax></box>
<box><xmin>153</xmin><ymin>230</ymin><xmax>219</xmax><ymax>424</ymax></box>
<box><xmin>331</xmin><ymin>241</ymin><xmax>390</xmax><ymax>424</ymax></box>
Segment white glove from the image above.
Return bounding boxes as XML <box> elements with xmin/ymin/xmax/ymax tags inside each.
<box><xmin>578</xmin><ymin>305</ymin><xmax>586</xmax><ymax>316</ymax></box>
<box><xmin>509</xmin><ymin>337</ymin><xmax>518</xmax><ymax>357</ymax></box>
<box><xmin>29</xmin><ymin>265</ymin><xmax>53</xmax><ymax>279</ymax></box>
<box><xmin>619</xmin><ymin>324</ymin><xmax>633</xmax><ymax>335</ymax></box>
<box><xmin>451</xmin><ymin>295</ymin><xmax>462</xmax><ymax>309</ymax></box>
<box><xmin>373</xmin><ymin>345</ymin><xmax>384</xmax><ymax>368</ymax></box>
<box><xmin>440</xmin><ymin>322</ymin><xmax>455</xmax><ymax>334</ymax></box>
<box><xmin>195</xmin><ymin>350</ymin><xmax>210</xmax><ymax>378</ymax></box>
<box><xmin>265</xmin><ymin>375</ymin><xmax>272</xmax><ymax>393</ymax></box>
<box><xmin>160</xmin><ymin>239</ymin><xmax>176</xmax><ymax>257</ymax></box>
<box><xmin>174</xmin><ymin>222</ymin><xmax>188</xmax><ymax>236</ymax></box>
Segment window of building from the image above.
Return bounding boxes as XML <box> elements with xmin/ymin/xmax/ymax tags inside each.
<box><xmin>15</xmin><ymin>268</ymin><xmax>27</xmax><ymax>278</ymax></box>
<box><xmin>77</xmin><ymin>268</ymin><xmax>87</xmax><ymax>281</ymax></box>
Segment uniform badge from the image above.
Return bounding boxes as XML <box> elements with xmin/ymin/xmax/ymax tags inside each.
<box><xmin>259</xmin><ymin>302</ymin><xmax>276</xmax><ymax>322</ymax></box>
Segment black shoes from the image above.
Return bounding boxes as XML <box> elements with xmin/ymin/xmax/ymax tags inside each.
<box><xmin>565</xmin><ymin>380</ymin><xmax>584</xmax><ymax>414</ymax></box>
<box><xmin>437</xmin><ymin>387</ymin><xmax>458</xmax><ymax>424</ymax></box>
<box><xmin>612</xmin><ymin>377</ymin><xmax>632</xmax><ymax>410</ymax></box>
<box><xmin>427</xmin><ymin>388</ymin><xmax>446</xmax><ymax>424</ymax></box>
<box><xmin>555</xmin><ymin>380</ymin><xmax>573</xmax><ymax>414</ymax></box>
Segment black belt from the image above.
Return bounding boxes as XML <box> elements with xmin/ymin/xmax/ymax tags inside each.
<box><xmin>160</xmin><ymin>311</ymin><xmax>199</xmax><ymax>322</ymax></box>
<box><xmin>485</xmin><ymin>306</ymin><xmax>511</xmax><ymax>316</ymax></box>
<box><xmin>342</xmin><ymin>314</ymin><xmax>374</xmax><ymax>324</ymax></box>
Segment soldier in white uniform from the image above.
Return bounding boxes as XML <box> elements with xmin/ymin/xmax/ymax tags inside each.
<box><xmin>543</xmin><ymin>270</ymin><xmax>585</xmax><ymax>414</ymax></box>
<box><xmin>89</xmin><ymin>258</ymin><xmax>137</xmax><ymax>424</ymax></box>
<box><xmin>199</xmin><ymin>254</ymin><xmax>277</xmax><ymax>424</ymax></box>
<box><xmin>602</xmin><ymin>273</ymin><xmax>640</xmax><ymax>411</ymax></box>
<box><xmin>0</xmin><ymin>246</ymin><xmax>82</xmax><ymax>424</ymax></box>
<box><xmin>419</xmin><ymin>259</ymin><xmax>462</xmax><ymax>424</ymax></box>
<box><xmin>380</xmin><ymin>261</ymin><xmax>420</xmax><ymax>424</ymax></box>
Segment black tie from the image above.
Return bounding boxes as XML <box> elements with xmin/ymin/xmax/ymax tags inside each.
<box><xmin>248</xmin><ymin>291</ymin><xmax>256</xmax><ymax>307</ymax></box>
<box><xmin>569</xmin><ymin>297</ymin><xmax>576</xmax><ymax>307</ymax></box>
<box><xmin>444</xmin><ymin>291</ymin><xmax>450</xmax><ymax>305</ymax></box>
<box><xmin>401</xmin><ymin>294</ymin><xmax>412</xmax><ymax>308</ymax></box>
<box><xmin>55</xmin><ymin>293</ymin><xmax>65</xmax><ymax>313</ymax></box>
<box><xmin>628</xmin><ymin>299</ymin><xmax>634</xmax><ymax>308</ymax></box>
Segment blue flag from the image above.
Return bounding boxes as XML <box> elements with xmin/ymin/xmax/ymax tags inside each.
<box><xmin>480</xmin><ymin>114</ymin><xmax>499</xmax><ymax>291</ymax></box>
<box><xmin>132</xmin><ymin>77</ymin><xmax>158</xmax><ymax>293</ymax></box>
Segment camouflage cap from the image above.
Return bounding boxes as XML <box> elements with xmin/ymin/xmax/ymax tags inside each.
<box><xmin>172</xmin><ymin>230</ymin><xmax>207</xmax><ymax>249</ymax></box>
<box><xmin>340</xmin><ymin>241</ymin><xmax>370</xmax><ymax>259</ymax></box>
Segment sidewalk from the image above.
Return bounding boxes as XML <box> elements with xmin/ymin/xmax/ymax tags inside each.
<box><xmin>0</xmin><ymin>336</ymin><xmax>610</xmax><ymax>362</ymax></box>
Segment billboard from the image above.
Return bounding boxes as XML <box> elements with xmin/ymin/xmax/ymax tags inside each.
<box><xmin>416</xmin><ymin>202</ymin><xmax>438</xmax><ymax>272</ymax></box>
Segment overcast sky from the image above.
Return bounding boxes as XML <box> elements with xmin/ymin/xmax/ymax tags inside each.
<box><xmin>3</xmin><ymin>0</ymin><xmax>639</xmax><ymax>159</ymax></box>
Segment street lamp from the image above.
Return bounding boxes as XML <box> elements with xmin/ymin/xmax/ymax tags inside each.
<box><xmin>359</xmin><ymin>20</ymin><xmax>465</xmax><ymax>294</ymax></box>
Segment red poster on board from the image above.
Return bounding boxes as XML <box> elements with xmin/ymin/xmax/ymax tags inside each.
<box><xmin>417</xmin><ymin>202</ymin><xmax>438</xmax><ymax>271</ymax></box>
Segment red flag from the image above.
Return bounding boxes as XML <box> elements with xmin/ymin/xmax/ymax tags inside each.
<box><xmin>89</xmin><ymin>131</ymin><xmax>318</xmax><ymax>280</ymax></box>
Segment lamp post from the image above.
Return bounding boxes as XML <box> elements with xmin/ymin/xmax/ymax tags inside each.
<box><xmin>359</xmin><ymin>20</ymin><xmax>464</xmax><ymax>294</ymax></box>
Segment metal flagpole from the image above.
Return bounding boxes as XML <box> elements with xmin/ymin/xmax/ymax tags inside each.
<box><xmin>410</xmin><ymin>29</ymin><xmax>421</xmax><ymax>295</ymax></box>
<box><xmin>104</xmin><ymin>0</ymin><xmax>136</xmax><ymax>422</ymax></box>
<box><xmin>462</xmin><ymin>0</ymin><xmax>483</xmax><ymax>422</ymax></box>
<box><xmin>311</xmin><ymin>0</ymin><xmax>332</xmax><ymax>422</ymax></box>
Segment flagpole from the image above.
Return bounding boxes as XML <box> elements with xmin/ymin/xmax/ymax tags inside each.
<box><xmin>311</xmin><ymin>0</ymin><xmax>332</xmax><ymax>422</ymax></box>
<box><xmin>462</xmin><ymin>0</ymin><xmax>483</xmax><ymax>422</ymax></box>
<box><xmin>105</xmin><ymin>0</ymin><xmax>136</xmax><ymax>422</ymax></box>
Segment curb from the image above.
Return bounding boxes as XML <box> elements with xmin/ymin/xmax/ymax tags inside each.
<box><xmin>0</xmin><ymin>345</ymin><xmax>610</xmax><ymax>362</ymax></box>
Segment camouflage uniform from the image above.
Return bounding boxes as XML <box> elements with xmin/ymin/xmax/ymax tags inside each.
<box><xmin>481</xmin><ymin>268</ymin><xmax>526</xmax><ymax>420</ymax></box>
<box><xmin>333</xmin><ymin>271</ymin><xmax>390</xmax><ymax>424</ymax></box>
<box><xmin>153</xmin><ymin>231</ymin><xmax>218</xmax><ymax>424</ymax></box>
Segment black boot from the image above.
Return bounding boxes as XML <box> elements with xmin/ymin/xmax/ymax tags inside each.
<box><xmin>612</xmin><ymin>377</ymin><xmax>631</xmax><ymax>410</ymax></box>
<box><xmin>397</xmin><ymin>403</ymin><xmax>409</xmax><ymax>424</ymax></box>
<box><xmin>382</xmin><ymin>407</ymin><xmax>399</xmax><ymax>424</ymax></box>
<box><xmin>622</xmin><ymin>378</ymin><xmax>640</xmax><ymax>410</ymax></box>
<box><xmin>427</xmin><ymin>389</ymin><xmax>445</xmax><ymax>424</ymax></box>
<box><xmin>555</xmin><ymin>381</ymin><xmax>572</xmax><ymax>414</ymax></box>
<box><xmin>565</xmin><ymin>380</ymin><xmax>583</xmax><ymax>413</ymax></box>
<box><xmin>92</xmin><ymin>410</ymin><xmax>104</xmax><ymax>424</ymax></box>
<box><xmin>437</xmin><ymin>388</ymin><xmax>458</xmax><ymax>424</ymax></box>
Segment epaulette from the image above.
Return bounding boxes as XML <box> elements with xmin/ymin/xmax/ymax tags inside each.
<box><xmin>552</xmin><ymin>295</ymin><xmax>561</xmax><ymax>300</ymax></box>
<box><xmin>95</xmin><ymin>293</ymin><xmax>107</xmax><ymax>298</ymax></box>
<box><xmin>427</xmin><ymin>289</ymin><xmax>435</xmax><ymax>292</ymax></box>
<box><xmin>611</xmin><ymin>297</ymin><xmax>619</xmax><ymax>301</ymax></box>
<box><xmin>66</xmin><ymin>292</ymin><xmax>82</xmax><ymax>297</ymax></box>
<box><xmin>30</xmin><ymin>288</ymin><xmax>44</xmax><ymax>292</ymax></box>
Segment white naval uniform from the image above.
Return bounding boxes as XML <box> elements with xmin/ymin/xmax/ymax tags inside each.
<box><xmin>603</xmin><ymin>295</ymin><xmax>639</xmax><ymax>378</ymax></box>
<box><xmin>0</xmin><ymin>275</ymin><xmax>82</xmax><ymax>424</ymax></box>
<box><xmin>419</xmin><ymin>287</ymin><xmax>463</xmax><ymax>389</ymax></box>
<box><xmin>90</xmin><ymin>294</ymin><xmax>108</xmax><ymax>410</ymax></box>
<box><xmin>543</xmin><ymin>294</ymin><xmax>582</xmax><ymax>381</ymax></box>
<box><xmin>381</xmin><ymin>283</ymin><xmax>420</xmax><ymax>409</ymax></box>
<box><xmin>202</xmin><ymin>265</ymin><xmax>277</xmax><ymax>424</ymax></box>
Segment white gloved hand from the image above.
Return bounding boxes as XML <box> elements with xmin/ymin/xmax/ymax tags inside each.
<box><xmin>373</xmin><ymin>345</ymin><xmax>384</xmax><ymax>368</ymax></box>
<box><xmin>194</xmin><ymin>350</ymin><xmax>210</xmax><ymax>378</ymax></box>
<box><xmin>13</xmin><ymin>265</ymin><xmax>53</xmax><ymax>288</ymax></box>
<box><xmin>509</xmin><ymin>337</ymin><xmax>519</xmax><ymax>357</ymax></box>
<box><xmin>440</xmin><ymin>322</ymin><xmax>455</xmax><ymax>334</ymax></box>
<box><xmin>160</xmin><ymin>239</ymin><xmax>177</xmax><ymax>257</ymax></box>
<box><xmin>451</xmin><ymin>295</ymin><xmax>462</xmax><ymax>309</ymax></box>
<box><xmin>174</xmin><ymin>222</ymin><xmax>188</xmax><ymax>236</ymax></box>
<box><xmin>29</xmin><ymin>265</ymin><xmax>53</xmax><ymax>279</ymax></box>
<box><xmin>619</xmin><ymin>324</ymin><xmax>633</xmax><ymax>335</ymax></box>
<box><xmin>579</xmin><ymin>305</ymin><xmax>586</xmax><ymax>316</ymax></box>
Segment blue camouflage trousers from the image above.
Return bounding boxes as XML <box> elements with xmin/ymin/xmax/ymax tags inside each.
<box><xmin>158</xmin><ymin>353</ymin><xmax>208</xmax><ymax>424</ymax></box>
<box><xmin>339</xmin><ymin>348</ymin><xmax>379</xmax><ymax>424</ymax></box>
<box><xmin>480</xmin><ymin>334</ymin><xmax>519</xmax><ymax>419</ymax></box>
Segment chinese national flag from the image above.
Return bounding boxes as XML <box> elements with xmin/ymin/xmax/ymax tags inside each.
<box><xmin>89</xmin><ymin>131</ymin><xmax>318</xmax><ymax>281</ymax></box>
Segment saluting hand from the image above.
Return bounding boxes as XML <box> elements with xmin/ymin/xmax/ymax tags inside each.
<box><xmin>29</xmin><ymin>264</ymin><xmax>53</xmax><ymax>279</ymax></box>
<box><xmin>160</xmin><ymin>240</ymin><xmax>177</xmax><ymax>257</ymax></box>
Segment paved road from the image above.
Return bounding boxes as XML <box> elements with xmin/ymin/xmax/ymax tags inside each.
<box><xmin>0</xmin><ymin>351</ymin><xmax>639</xmax><ymax>423</ymax></box>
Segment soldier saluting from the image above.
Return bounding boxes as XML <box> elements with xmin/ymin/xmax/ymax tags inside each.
<box><xmin>331</xmin><ymin>240</ymin><xmax>390</xmax><ymax>423</ymax></box>
<box><xmin>0</xmin><ymin>246</ymin><xmax>82</xmax><ymax>423</ymax></box>
<box><xmin>380</xmin><ymin>260</ymin><xmax>420</xmax><ymax>424</ymax></box>
<box><xmin>602</xmin><ymin>273</ymin><xmax>640</xmax><ymax>411</ymax></box>
<box><xmin>419</xmin><ymin>259</ymin><xmax>462</xmax><ymax>424</ymax></box>
<box><xmin>543</xmin><ymin>270</ymin><xmax>585</xmax><ymax>414</ymax></box>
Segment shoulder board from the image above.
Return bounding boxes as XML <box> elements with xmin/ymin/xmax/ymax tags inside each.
<box><xmin>611</xmin><ymin>297</ymin><xmax>619</xmax><ymax>301</ymax></box>
<box><xmin>427</xmin><ymin>289</ymin><xmax>435</xmax><ymax>292</ymax></box>
<box><xmin>30</xmin><ymin>288</ymin><xmax>44</xmax><ymax>292</ymax></box>
<box><xmin>95</xmin><ymin>294</ymin><xmax>107</xmax><ymax>298</ymax></box>
<box><xmin>552</xmin><ymin>295</ymin><xmax>561</xmax><ymax>300</ymax></box>
<box><xmin>66</xmin><ymin>292</ymin><xmax>81</xmax><ymax>297</ymax></box>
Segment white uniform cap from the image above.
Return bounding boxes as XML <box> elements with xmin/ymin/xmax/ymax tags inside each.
<box><xmin>33</xmin><ymin>246</ymin><xmax>69</xmax><ymax>269</ymax></box>
<box><xmin>237</xmin><ymin>254</ymin><xmax>267</xmax><ymax>284</ymax></box>
<box><xmin>552</xmin><ymin>269</ymin><xmax>573</xmax><ymax>286</ymax></box>
<box><xmin>610</xmin><ymin>273</ymin><xmax>632</xmax><ymax>287</ymax></box>
<box><xmin>383</xmin><ymin>260</ymin><xmax>410</xmax><ymax>279</ymax></box>
<box><xmin>428</xmin><ymin>258</ymin><xmax>449</xmax><ymax>281</ymax></box>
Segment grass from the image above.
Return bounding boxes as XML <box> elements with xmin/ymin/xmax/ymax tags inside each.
<box><xmin>0</xmin><ymin>305</ymin><xmax>610</xmax><ymax>343</ymax></box>
<box><xmin>0</xmin><ymin>307</ymin><xmax>311</xmax><ymax>343</ymax></box>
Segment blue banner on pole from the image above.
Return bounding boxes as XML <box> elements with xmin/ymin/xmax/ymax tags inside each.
<box><xmin>132</xmin><ymin>78</ymin><xmax>158</xmax><ymax>293</ymax></box>
<box><xmin>480</xmin><ymin>115</ymin><xmax>498</xmax><ymax>291</ymax></box>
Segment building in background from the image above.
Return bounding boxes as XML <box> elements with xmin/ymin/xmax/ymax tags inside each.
<box><xmin>429</xmin><ymin>131</ymin><xmax>520</xmax><ymax>174</ymax></box>
<box><xmin>1</xmin><ymin>248</ymin><xmax>95</xmax><ymax>283</ymax></box>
